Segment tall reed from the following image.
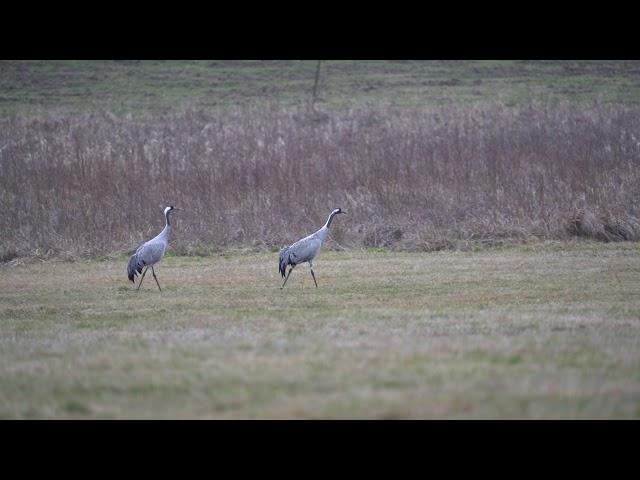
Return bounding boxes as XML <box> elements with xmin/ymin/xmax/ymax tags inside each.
<box><xmin>2</xmin><ymin>102</ymin><xmax>639</xmax><ymax>260</ymax></box>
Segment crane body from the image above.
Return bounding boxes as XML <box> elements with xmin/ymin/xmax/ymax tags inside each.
<box><xmin>127</xmin><ymin>206</ymin><xmax>177</xmax><ymax>291</ymax></box>
<box><xmin>279</xmin><ymin>208</ymin><xmax>345</xmax><ymax>288</ymax></box>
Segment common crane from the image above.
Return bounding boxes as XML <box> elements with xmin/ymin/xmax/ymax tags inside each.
<box><xmin>127</xmin><ymin>206</ymin><xmax>178</xmax><ymax>291</ymax></box>
<box><xmin>278</xmin><ymin>208</ymin><xmax>345</xmax><ymax>289</ymax></box>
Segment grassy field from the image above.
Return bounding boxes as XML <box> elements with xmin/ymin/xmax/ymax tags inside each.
<box><xmin>2</xmin><ymin>60</ymin><xmax>640</xmax><ymax>115</ymax></box>
<box><xmin>2</xmin><ymin>60</ymin><xmax>639</xmax><ymax>419</ymax></box>
<box><xmin>1</xmin><ymin>241</ymin><xmax>639</xmax><ymax>419</ymax></box>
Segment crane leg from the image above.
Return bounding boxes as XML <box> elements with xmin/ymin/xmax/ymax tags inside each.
<box><xmin>137</xmin><ymin>266</ymin><xmax>149</xmax><ymax>291</ymax></box>
<box><xmin>151</xmin><ymin>266</ymin><xmax>162</xmax><ymax>292</ymax></box>
<box><xmin>281</xmin><ymin>265</ymin><xmax>295</xmax><ymax>289</ymax></box>
<box><xmin>310</xmin><ymin>267</ymin><xmax>318</xmax><ymax>288</ymax></box>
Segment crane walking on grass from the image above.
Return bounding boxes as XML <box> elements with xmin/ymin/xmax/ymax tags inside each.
<box><xmin>279</xmin><ymin>208</ymin><xmax>346</xmax><ymax>289</ymax></box>
<box><xmin>127</xmin><ymin>206</ymin><xmax>178</xmax><ymax>292</ymax></box>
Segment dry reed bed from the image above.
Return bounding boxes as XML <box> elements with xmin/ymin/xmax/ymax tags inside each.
<box><xmin>1</xmin><ymin>103</ymin><xmax>639</xmax><ymax>260</ymax></box>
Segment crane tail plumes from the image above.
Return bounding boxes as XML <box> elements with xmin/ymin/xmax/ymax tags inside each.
<box><xmin>279</xmin><ymin>247</ymin><xmax>291</xmax><ymax>278</ymax></box>
<box><xmin>127</xmin><ymin>253</ymin><xmax>143</xmax><ymax>283</ymax></box>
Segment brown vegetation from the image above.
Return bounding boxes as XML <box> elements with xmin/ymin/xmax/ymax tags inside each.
<box><xmin>1</xmin><ymin>102</ymin><xmax>639</xmax><ymax>260</ymax></box>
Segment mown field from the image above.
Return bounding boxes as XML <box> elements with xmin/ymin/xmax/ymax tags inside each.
<box><xmin>2</xmin><ymin>60</ymin><xmax>640</xmax><ymax>116</ymax></box>
<box><xmin>1</xmin><ymin>242</ymin><xmax>639</xmax><ymax>419</ymax></box>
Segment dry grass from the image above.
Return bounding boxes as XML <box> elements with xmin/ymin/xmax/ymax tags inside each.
<box><xmin>1</xmin><ymin>242</ymin><xmax>639</xmax><ymax>419</ymax></box>
<box><xmin>2</xmin><ymin>103</ymin><xmax>640</xmax><ymax>261</ymax></box>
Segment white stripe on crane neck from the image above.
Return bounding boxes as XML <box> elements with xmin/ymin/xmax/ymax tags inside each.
<box><xmin>324</xmin><ymin>209</ymin><xmax>340</xmax><ymax>229</ymax></box>
<box><xmin>164</xmin><ymin>207</ymin><xmax>173</xmax><ymax>227</ymax></box>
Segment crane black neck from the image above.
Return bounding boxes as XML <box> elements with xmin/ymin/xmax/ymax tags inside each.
<box><xmin>325</xmin><ymin>211</ymin><xmax>338</xmax><ymax>228</ymax></box>
<box><xmin>165</xmin><ymin>210</ymin><xmax>172</xmax><ymax>227</ymax></box>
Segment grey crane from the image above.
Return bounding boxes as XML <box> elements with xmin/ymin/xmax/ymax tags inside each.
<box><xmin>278</xmin><ymin>208</ymin><xmax>346</xmax><ymax>289</ymax></box>
<box><xmin>127</xmin><ymin>206</ymin><xmax>178</xmax><ymax>291</ymax></box>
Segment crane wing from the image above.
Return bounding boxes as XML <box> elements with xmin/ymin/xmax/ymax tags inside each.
<box><xmin>288</xmin><ymin>235</ymin><xmax>322</xmax><ymax>264</ymax></box>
